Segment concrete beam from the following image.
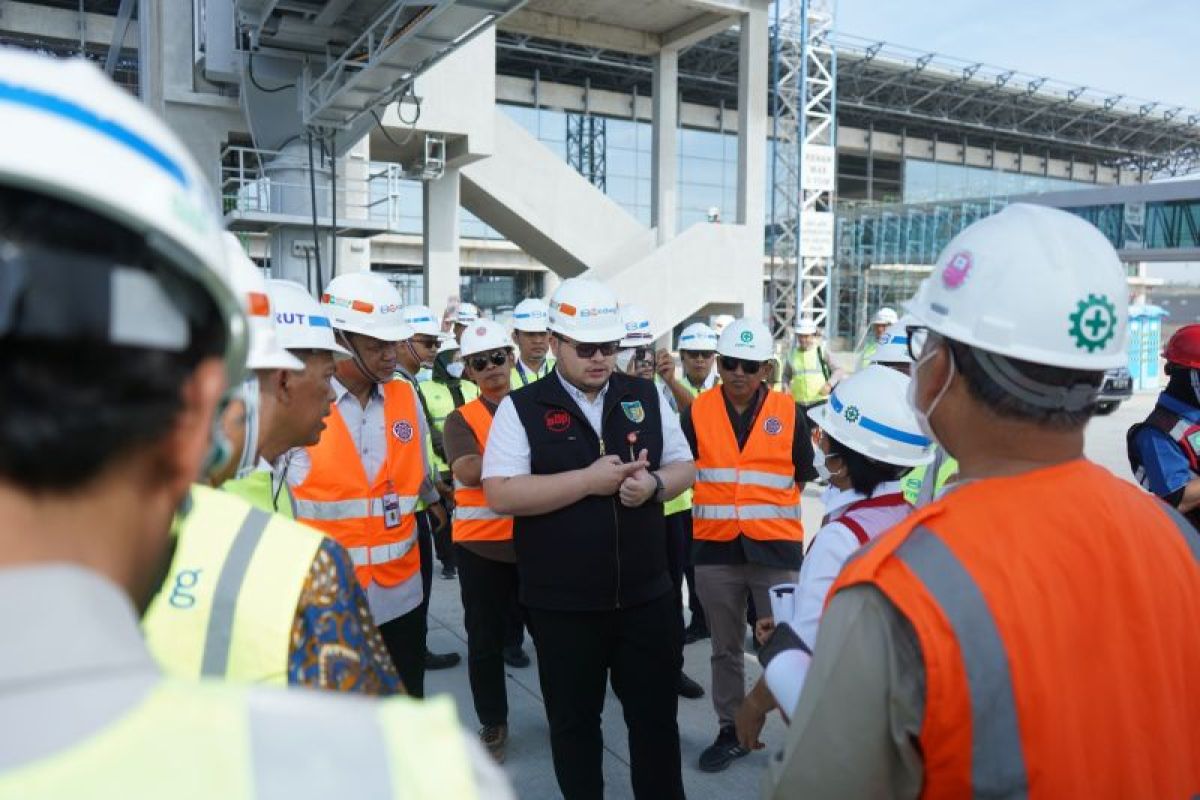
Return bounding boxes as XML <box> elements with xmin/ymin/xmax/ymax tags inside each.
<box><xmin>661</xmin><ymin>12</ymin><xmax>735</xmax><ymax>50</ymax></box>
<box><xmin>0</xmin><ymin>0</ymin><xmax>138</xmax><ymax>48</ymax></box>
<box><xmin>498</xmin><ymin>9</ymin><xmax>661</xmax><ymax>55</ymax></box>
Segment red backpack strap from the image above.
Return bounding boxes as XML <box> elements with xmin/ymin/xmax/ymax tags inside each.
<box><xmin>838</xmin><ymin>516</ymin><xmax>870</xmax><ymax>546</ymax></box>
<box><xmin>1144</xmin><ymin>406</ymin><xmax>1200</xmax><ymax>471</ymax></box>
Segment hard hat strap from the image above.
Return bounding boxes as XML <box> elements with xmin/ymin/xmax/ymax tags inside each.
<box><xmin>972</xmin><ymin>347</ymin><xmax>1098</xmax><ymax>413</ymax></box>
<box><xmin>336</xmin><ymin>328</ymin><xmax>388</xmax><ymax>384</ymax></box>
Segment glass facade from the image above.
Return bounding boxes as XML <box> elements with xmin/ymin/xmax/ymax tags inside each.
<box><xmin>902</xmin><ymin>159</ymin><xmax>1093</xmax><ymax>204</ymax></box>
<box><xmin>374</xmin><ymin>266</ymin><xmax>544</xmax><ymax>317</ymax></box>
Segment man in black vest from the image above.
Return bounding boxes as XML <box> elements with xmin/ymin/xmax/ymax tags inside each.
<box><xmin>482</xmin><ymin>278</ymin><xmax>696</xmax><ymax>800</ymax></box>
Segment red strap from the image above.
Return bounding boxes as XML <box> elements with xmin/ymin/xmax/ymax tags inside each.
<box><xmin>839</xmin><ymin>516</ymin><xmax>870</xmax><ymax>545</ymax></box>
<box><xmin>842</xmin><ymin>492</ymin><xmax>908</xmax><ymax>514</ymax></box>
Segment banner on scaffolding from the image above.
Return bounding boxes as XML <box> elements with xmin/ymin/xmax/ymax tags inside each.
<box><xmin>799</xmin><ymin>210</ymin><xmax>835</xmax><ymax>257</ymax></box>
<box><xmin>801</xmin><ymin>145</ymin><xmax>837</xmax><ymax>193</ymax></box>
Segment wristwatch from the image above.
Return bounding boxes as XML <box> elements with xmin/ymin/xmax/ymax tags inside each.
<box><xmin>650</xmin><ymin>471</ymin><xmax>665</xmax><ymax>503</ymax></box>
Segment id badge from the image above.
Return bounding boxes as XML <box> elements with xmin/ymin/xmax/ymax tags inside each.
<box><xmin>382</xmin><ymin>492</ymin><xmax>401</xmax><ymax>529</ymax></box>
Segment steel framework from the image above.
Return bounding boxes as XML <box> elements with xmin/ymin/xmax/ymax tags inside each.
<box><xmin>565</xmin><ymin>112</ymin><xmax>607</xmax><ymax>190</ymax></box>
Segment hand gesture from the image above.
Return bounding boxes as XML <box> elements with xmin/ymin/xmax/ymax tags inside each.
<box><xmin>754</xmin><ymin>616</ymin><xmax>776</xmax><ymax>646</ymax></box>
<box><xmin>618</xmin><ymin>449</ymin><xmax>656</xmax><ymax>507</ymax></box>
<box><xmin>655</xmin><ymin>350</ymin><xmax>677</xmax><ymax>384</ymax></box>
<box><xmin>585</xmin><ymin>453</ymin><xmax>649</xmax><ymax>496</ymax></box>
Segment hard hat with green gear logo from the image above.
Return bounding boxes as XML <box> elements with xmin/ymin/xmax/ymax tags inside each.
<box><xmin>808</xmin><ymin>365</ymin><xmax>934</xmax><ymax>466</ymax></box>
<box><xmin>717</xmin><ymin>318</ymin><xmax>774</xmax><ymax>362</ymax></box>
<box><xmin>905</xmin><ymin>203</ymin><xmax>1128</xmax><ymax>371</ymax></box>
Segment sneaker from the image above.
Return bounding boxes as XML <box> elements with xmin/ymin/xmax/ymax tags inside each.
<box><xmin>678</xmin><ymin>671</ymin><xmax>705</xmax><ymax>699</ymax></box>
<box><xmin>698</xmin><ymin>725</ymin><xmax>749</xmax><ymax>773</ymax></box>
<box><xmin>440</xmin><ymin>565</ymin><xmax>457</xmax><ymax>580</ymax></box>
<box><xmin>502</xmin><ymin>644</ymin><xmax>531</xmax><ymax>668</ymax></box>
<box><xmin>684</xmin><ymin>622</ymin><xmax>710</xmax><ymax>645</ymax></box>
<box><xmin>424</xmin><ymin>649</ymin><xmax>461</xmax><ymax>670</ymax></box>
<box><xmin>479</xmin><ymin>724</ymin><xmax>508</xmax><ymax>764</ymax></box>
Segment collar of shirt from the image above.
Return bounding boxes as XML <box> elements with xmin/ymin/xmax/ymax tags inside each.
<box><xmin>517</xmin><ymin>359</ymin><xmax>547</xmax><ymax>378</ymax></box>
<box><xmin>1159</xmin><ymin>393</ymin><xmax>1200</xmax><ymax>423</ymax></box>
<box><xmin>332</xmin><ymin>376</ymin><xmax>383</xmax><ymax>406</ymax></box>
<box><xmin>555</xmin><ymin>371</ymin><xmax>610</xmax><ymax>436</ymax></box>
<box><xmin>821</xmin><ymin>485</ymin><xmax>865</xmax><ymax>517</ymax></box>
<box><xmin>0</xmin><ymin>564</ymin><xmax>157</xmax><ymax>690</ymax></box>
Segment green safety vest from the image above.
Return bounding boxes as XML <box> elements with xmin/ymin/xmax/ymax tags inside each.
<box><xmin>417</xmin><ymin>379</ymin><xmax>480</xmax><ymax>473</ymax></box>
<box><xmin>858</xmin><ymin>339</ymin><xmax>879</xmax><ymax>370</ymax></box>
<box><xmin>664</xmin><ymin>379</ymin><xmax>707</xmax><ymax>517</ymax></box>
<box><xmin>788</xmin><ymin>347</ymin><xmax>830</xmax><ymax>404</ymax></box>
<box><xmin>223</xmin><ymin>470</ymin><xmax>296</xmax><ymax>519</ymax></box>
<box><xmin>510</xmin><ymin>358</ymin><xmax>555</xmax><ymax>388</ymax></box>
<box><xmin>142</xmin><ymin>485</ymin><xmax>324</xmax><ymax>685</ymax></box>
<box><xmin>902</xmin><ymin>448</ymin><xmax>959</xmax><ymax>506</ymax></box>
<box><xmin>0</xmin><ymin>683</ymin><xmax>478</xmax><ymax>799</ymax></box>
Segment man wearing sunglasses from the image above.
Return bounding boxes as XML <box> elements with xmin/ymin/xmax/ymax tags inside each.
<box><xmin>681</xmin><ymin>317</ymin><xmax>817</xmax><ymax>774</ymax></box>
<box><xmin>765</xmin><ymin>205</ymin><xmax>1200</xmax><ymax>799</ymax></box>
<box><xmin>482</xmin><ymin>278</ymin><xmax>696</xmax><ymax>800</ymax></box>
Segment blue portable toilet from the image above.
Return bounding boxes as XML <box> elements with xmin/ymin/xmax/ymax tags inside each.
<box><xmin>1127</xmin><ymin>304</ymin><xmax>1168</xmax><ymax>391</ymax></box>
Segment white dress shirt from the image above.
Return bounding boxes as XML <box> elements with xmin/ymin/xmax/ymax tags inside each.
<box><xmin>482</xmin><ymin>372</ymin><xmax>693</xmax><ymax>479</ymax></box>
<box><xmin>285</xmin><ymin>377</ymin><xmax>438</xmax><ymax>624</ymax></box>
<box><xmin>764</xmin><ymin>480</ymin><xmax>911</xmax><ymax>715</ymax></box>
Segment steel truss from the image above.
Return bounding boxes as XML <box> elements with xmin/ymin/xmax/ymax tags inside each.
<box><xmin>566</xmin><ymin>112</ymin><xmax>606</xmax><ymax>190</ymax></box>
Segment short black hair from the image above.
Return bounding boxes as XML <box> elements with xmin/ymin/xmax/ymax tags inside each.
<box><xmin>947</xmin><ymin>339</ymin><xmax>1102</xmax><ymax>431</ymax></box>
<box><xmin>825</xmin><ymin>434</ymin><xmax>910</xmax><ymax>497</ymax></box>
<box><xmin>0</xmin><ymin>188</ymin><xmax>225</xmax><ymax>491</ymax></box>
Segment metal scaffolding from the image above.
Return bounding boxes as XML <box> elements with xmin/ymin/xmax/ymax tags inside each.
<box><xmin>565</xmin><ymin>112</ymin><xmax>607</xmax><ymax>190</ymax></box>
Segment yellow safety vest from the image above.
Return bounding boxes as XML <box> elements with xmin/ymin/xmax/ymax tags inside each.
<box><xmin>510</xmin><ymin>357</ymin><xmax>555</xmax><ymax>388</ymax></box>
<box><xmin>902</xmin><ymin>448</ymin><xmax>959</xmax><ymax>506</ymax></box>
<box><xmin>142</xmin><ymin>485</ymin><xmax>324</xmax><ymax>685</ymax></box>
<box><xmin>0</xmin><ymin>683</ymin><xmax>478</xmax><ymax>799</ymax></box>
<box><xmin>223</xmin><ymin>470</ymin><xmax>296</xmax><ymax>519</ymax></box>
<box><xmin>664</xmin><ymin>378</ymin><xmax>706</xmax><ymax>516</ymax></box>
<box><xmin>857</xmin><ymin>339</ymin><xmax>879</xmax><ymax>370</ymax></box>
<box><xmin>788</xmin><ymin>347</ymin><xmax>829</xmax><ymax>404</ymax></box>
<box><xmin>418</xmin><ymin>379</ymin><xmax>479</xmax><ymax>473</ymax></box>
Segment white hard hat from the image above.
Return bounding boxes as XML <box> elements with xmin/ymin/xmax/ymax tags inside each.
<box><xmin>872</xmin><ymin>307</ymin><xmax>899</xmax><ymax>326</ymax></box>
<box><xmin>456</xmin><ymin>302</ymin><xmax>480</xmax><ymax>325</ymax></box>
<box><xmin>401</xmin><ymin>304</ymin><xmax>440</xmax><ymax>337</ymax></box>
<box><xmin>0</xmin><ymin>49</ymin><xmax>246</xmax><ymax>379</ymax></box>
<box><xmin>321</xmin><ymin>272</ymin><xmax>412</xmax><ymax>342</ymax></box>
<box><xmin>870</xmin><ymin>315</ymin><xmax>916</xmax><ymax>366</ymax></box>
<box><xmin>795</xmin><ymin>319</ymin><xmax>819</xmax><ymax>336</ymax></box>
<box><xmin>267</xmin><ymin>279</ymin><xmax>351</xmax><ymax>359</ymax></box>
<box><xmin>906</xmin><ymin>203</ymin><xmax>1128</xmax><ymax>370</ymax></box>
<box><xmin>512</xmin><ymin>298</ymin><xmax>550</xmax><ymax>332</ymax></box>
<box><xmin>548</xmin><ymin>278</ymin><xmax>625</xmax><ymax>343</ymax></box>
<box><xmin>224</xmin><ymin>234</ymin><xmax>304</xmax><ymax>372</ymax></box>
<box><xmin>438</xmin><ymin>332</ymin><xmax>459</xmax><ymax>353</ymax></box>
<box><xmin>717</xmin><ymin>318</ymin><xmax>774</xmax><ymax>362</ymax></box>
<box><xmin>807</xmin><ymin>365</ymin><xmax>934</xmax><ymax>467</ymax></box>
<box><xmin>678</xmin><ymin>322</ymin><xmax>719</xmax><ymax>352</ymax></box>
<box><xmin>460</xmin><ymin>319</ymin><xmax>514</xmax><ymax>358</ymax></box>
<box><xmin>619</xmin><ymin>303</ymin><xmax>654</xmax><ymax>348</ymax></box>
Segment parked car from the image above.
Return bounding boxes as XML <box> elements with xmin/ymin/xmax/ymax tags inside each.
<box><xmin>1094</xmin><ymin>367</ymin><xmax>1133</xmax><ymax>415</ymax></box>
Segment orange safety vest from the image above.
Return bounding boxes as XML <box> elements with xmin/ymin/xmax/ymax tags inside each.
<box><xmin>691</xmin><ymin>387</ymin><xmax>803</xmax><ymax>544</ymax></box>
<box><xmin>292</xmin><ymin>380</ymin><xmax>425</xmax><ymax>589</ymax></box>
<box><xmin>452</xmin><ymin>399</ymin><xmax>513</xmax><ymax>544</ymax></box>
<box><xmin>830</xmin><ymin>459</ymin><xmax>1200</xmax><ymax>799</ymax></box>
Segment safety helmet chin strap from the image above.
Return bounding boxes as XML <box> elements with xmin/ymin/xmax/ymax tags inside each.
<box><xmin>404</xmin><ymin>338</ymin><xmax>432</xmax><ymax>371</ymax></box>
<box><xmin>336</xmin><ymin>329</ymin><xmax>389</xmax><ymax>385</ymax></box>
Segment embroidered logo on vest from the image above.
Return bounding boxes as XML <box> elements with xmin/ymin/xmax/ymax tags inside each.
<box><xmin>763</xmin><ymin>416</ymin><xmax>783</xmax><ymax>435</ymax></box>
<box><xmin>545</xmin><ymin>409</ymin><xmax>571</xmax><ymax>432</ymax></box>
<box><xmin>391</xmin><ymin>420</ymin><xmax>414</xmax><ymax>443</ymax></box>
<box><xmin>621</xmin><ymin>400</ymin><xmax>646</xmax><ymax>423</ymax></box>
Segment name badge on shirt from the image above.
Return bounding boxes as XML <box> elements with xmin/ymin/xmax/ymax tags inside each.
<box><xmin>383</xmin><ymin>492</ymin><xmax>402</xmax><ymax>529</ymax></box>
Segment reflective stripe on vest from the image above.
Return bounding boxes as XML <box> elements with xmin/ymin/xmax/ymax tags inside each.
<box><xmin>452</xmin><ymin>399</ymin><xmax>514</xmax><ymax>543</ymax></box>
<box><xmin>292</xmin><ymin>380</ymin><xmax>425</xmax><ymax>589</ymax></box>
<box><xmin>0</xmin><ymin>681</ymin><xmax>480</xmax><ymax>799</ymax></box>
<box><xmin>142</xmin><ymin>485</ymin><xmax>324</xmax><ymax>685</ymax></box>
<box><xmin>691</xmin><ymin>387</ymin><xmax>803</xmax><ymax>543</ymax></box>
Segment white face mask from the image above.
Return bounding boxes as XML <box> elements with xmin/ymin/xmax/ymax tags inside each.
<box><xmin>812</xmin><ymin>446</ymin><xmax>844</xmax><ymax>482</ymax></box>
<box><xmin>907</xmin><ymin>342</ymin><xmax>955</xmax><ymax>451</ymax></box>
<box><xmin>447</xmin><ymin>361</ymin><xmax>465</xmax><ymax>379</ymax></box>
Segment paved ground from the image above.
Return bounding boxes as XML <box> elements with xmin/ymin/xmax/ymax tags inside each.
<box><xmin>424</xmin><ymin>392</ymin><xmax>1156</xmax><ymax>799</ymax></box>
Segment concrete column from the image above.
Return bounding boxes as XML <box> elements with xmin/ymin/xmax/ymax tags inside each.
<box><xmin>737</xmin><ymin>2</ymin><xmax>769</xmax><ymax>319</ymax></box>
<box><xmin>337</xmin><ymin>135</ymin><xmax>371</xmax><ymax>275</ymax></box>
<box><xmin>541</xmin><ymin>270</ymin><xmax>561</xmax><ymax>300</ymax></box>
<box><xmin>651</xmin><ymin>48</ymin><xmax>679</xmax><ymax>245</ymax></box>
<box><xmin>423</xmin><ymin>166</ymin><xmax>462</xmax><ymax>320</ymax></box>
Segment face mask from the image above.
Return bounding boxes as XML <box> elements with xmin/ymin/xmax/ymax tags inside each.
<box><xmin>447</xmin><ymin>362</ymin><xmax>465</xmax><ymax>379</ymax></box>
<box><xmin>812</xmin><ymin>447</ymin><xmax>844</xmax><ymax>482</ymax></box>
<box><xmin>908</xmin><ymin>343</ymin><xmax>955</xmax><ymax>451</ymax></box>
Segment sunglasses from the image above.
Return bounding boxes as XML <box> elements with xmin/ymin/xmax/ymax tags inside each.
<box><xmin>633</xmin><ymin>347</ymin><xmax>654</xmax><ymax>364</ymax></box>
<box><xmin>410</xmin><ymin>336</ymin><xmax>441</xmax><ymax>350</ymax></box>
<box><xmin>719</xmin><ymin>356</ymin><xmax>765</xmax><ymax>374</ymax></box>
<box><xmin>557</xmin><ymin>335</ymin><xmax>620</xmax><ymax>359</ymax></box>
<box><xmin>468</xmin><ymin>350</ymin><xmax>509</xmax><ymax>372</ymax></box>
<box><xmin>683</xmin><ymin>350</ymin><xmax>715</xmax><ymax>359</ymax></box>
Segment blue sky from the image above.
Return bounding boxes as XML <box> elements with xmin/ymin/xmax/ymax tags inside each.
<box><xmin>836</xmin><ymin>0</ymin><xmax>1197</xmax><ymax>109</ymax></box>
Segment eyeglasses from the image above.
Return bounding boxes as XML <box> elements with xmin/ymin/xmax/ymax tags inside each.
<box><xmin>556</xmin><ymin>335</ymin><xmax>620</xmax><ymax>359</ymax></box>
<box><xmin>410</xmin><ymin>336</ymin><xmax>441</xmax><ymax>350</ymax></box>
<box><xmin>906</xmin><ymin>325</ymin><xmax>932</xmax><ymax>361</ymax></box>
<box><xmin>682</xmin><ymin>350</ymin><xmax>715</xmax><ymax>359</ymax></box>
<box><xmin>633</xmin><ymin>347</ymin><xmax>654</xmax><ymax>364</ymax></box>
<box><xmin>467</xmin><ymin>350</ymin><xmax>509</xmax><ymax>372</ymax></box>
<box><xmin>719</xmin><ymin>356</ymin><xmax>765</xmax><ymax>374</ymax></box>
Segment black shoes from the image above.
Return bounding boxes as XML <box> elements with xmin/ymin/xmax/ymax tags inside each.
<box><xmin>502</xmin><ymin>644</ymin><xmax>531</xmax><ymax>668</ymax></box>
<box><xmin>698</xmin><ymin>725</ymin><xmax>749</xmax><ymax>773</ymax></box>
<box><xmin>424</xmin><ymin>648</ymin><xmax>461</xmax><ymax>670</ymax></box>
<box><xmin>678</xmin><ymin>671</ymin><xmax>705</xmax><ymax>699</ymax></box>
<box><xmin>440</xmin><ymin>565</ymin><xmax>457</xmax><ymax>579</ymax></box>
<box><xmin>684</xmin><ymin>622</ymin><xmax>710</xmax><ymax>645</ymax></box>
<box><xmin>479</xmin><ymin>723</ymin><xmax>508</xmax><ymax>764</ymax></box>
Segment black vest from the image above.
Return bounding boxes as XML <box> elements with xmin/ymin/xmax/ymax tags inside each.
<box><xmin>509</xmin><ymin>370</ymin><xmax>671</xmax><ymax>611</ymax></box>
<box><xmin>1128</xmin><ymin>400</ymin><xmax>1200</xmax><ymax>531</ymax></box>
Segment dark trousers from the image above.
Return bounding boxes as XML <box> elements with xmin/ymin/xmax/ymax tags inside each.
<box><xmin>456</xmin><ymin>545</ymin><xmax>520</xmax><ymax>726</ymax></box>
<box><xmin>527</xmin><ymin>592</ymin><xmax>685</xmax><ymax>800</ymax></box>
<box><xmin>666</xmin><ymin>510</ymin><xmax>706</xmax><ymax>632</ymax></box>
<box><xmin>418</xmin><ymin>509</ymin><xmax>434</xmax><ymax>628</ymax></box>
<box><xmin>379</xmin><ymin>603</ymin><xmax>426</xmax><ymax>698</ymax></box>
<box><xmin>506</xmin><ymin>594</ymin><xmax>526</xmax><ymax>648</ymax></box>
<box><xmin>433</xmin><ymin>497</ymin><xmax>456</xmax><ymax>569</ymax></box>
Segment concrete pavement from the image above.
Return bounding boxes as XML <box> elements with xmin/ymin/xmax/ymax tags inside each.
<box><xmin>425</xmin><ymin>391</ymin><xmax>1157</xmax><ymax>799</ymax></box>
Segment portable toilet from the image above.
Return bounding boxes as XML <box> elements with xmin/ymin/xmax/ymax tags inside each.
<box><xmin>1127</xmin><ymin>304</ymin><xmax>1168</xmax><ymax>391</ymax></box>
